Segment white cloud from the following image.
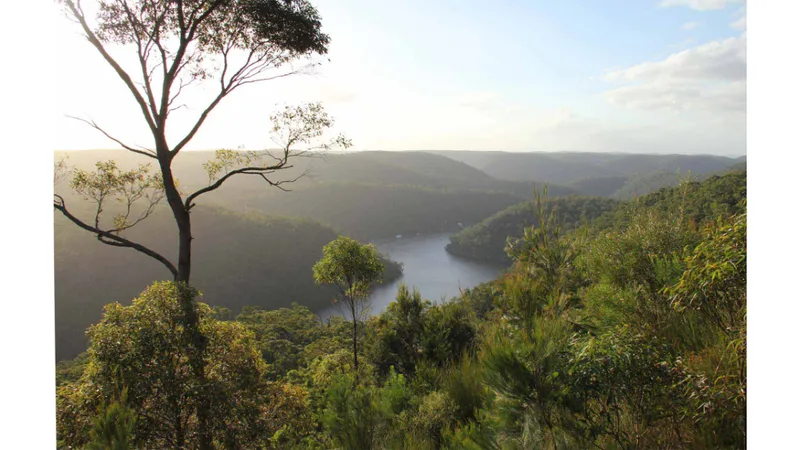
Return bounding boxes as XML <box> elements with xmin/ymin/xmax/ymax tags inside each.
<box><xmin>605</xmin><ymin>80</ymin><xmax>745</xmax><ymax>113</ymax></box>
<box><xmin>731</xmin><ymin>15</ymin><xmax>746</xmax><ymax>30</ymax></box>
<box><xmin>605</xmin><ymin>35</ymin><xmax>745</xmax><ymax>82</ymax></box>
<box><xmin>682</xmin><ymin>21</ymin><xmax>701</xmax><ymax>30</ymax></box>
<box><xmin>603</xmin><ymin>33</ymin><xmax>745</xmax><ymax>117</ymax></box>
<box><xmin>659</xmin><ymin>0</ymin><xmax>743</xmax><ymax>11</ymax></box>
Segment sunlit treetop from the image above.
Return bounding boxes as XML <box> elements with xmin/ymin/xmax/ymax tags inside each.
<box><xmin>85</xmin><ymin>0</ymin><xmax>329</xmax><ymax>55</ymax></box>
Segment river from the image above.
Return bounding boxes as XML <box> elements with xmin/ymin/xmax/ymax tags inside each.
<box><xmin>320</xmin><ymin>233</ymin><xmax>506</xmax><ymax>320</ymax></box>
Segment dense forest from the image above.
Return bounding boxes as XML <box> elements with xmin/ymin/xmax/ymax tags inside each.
<box><xmin>448</xmin><ymin>170</ymin><xmax>746</xmax><ymax>264</ymax></box>
<box><xmin>56</xmin><ymin>172</ymin><xmax>746</xmax><ymax>448</ymax></box>
<box><xmin>446</xmin><ymin>196</ymin><xmax>620</xmax><ymax>264</ymax></box>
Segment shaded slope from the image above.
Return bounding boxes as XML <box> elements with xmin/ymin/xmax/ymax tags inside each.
<box><xmin>55</xmin><ymin>205</ymin><xmax>401</xmax><ymax>360</ymax></box>
<box><xmin>231</xmin><ymin>182</ymin><xmax>526</xmax><ymax>241</ymax></box>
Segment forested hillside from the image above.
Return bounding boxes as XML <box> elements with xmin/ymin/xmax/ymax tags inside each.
<box><xmin>55</xmin><ymin>205</ymin><xmax>401</xmax><ymax>361</ymax></box>
<box><xmin>227</xmin><ymin>182</ymin><xmax>525</xmax><ymax>241</ymax></box>
<box><xmin>430</xmin><ymin>150</ymin><xmax>742</xmax><ymax>184</ymax></box>
<box><xmin>565</xmin><ymin>175</ymin><xmax>629</xmax><ymax>197</ymax></box>
<box><xmin>57</xmin><ymin>171</ymin><xmax>747</xmax><ymax>449</ymax></box>
<box><xmin>448</xmin><ymin>170</ymin><xmax>746</xmax><ymax>265</ymax></box>
<box><xmin>55</xmin><ymin>150</ymin><xmax>578</xmax><ymax>240</ymax></box>
<box><xmin>446</xmin><ymin>196</ymin><xmax>619</xmax><ymax>263</ymax></box>
<box><xmin>428</xmin><ymin>150</ymin><xmax>744</xmax><ymax>200</ymax></box>
<box><xmin>592</xmin><ymin>170</ymin><xmax>747</xmax><ymax>231</ymax></box>
<box><xmin>55</xmin><ymin>150</ymin><xmax>577</xmax><ymax>198</ymax></box>
<box><xmin>611</xmin><ymin>170</ymin><xmax>688</xmax><ymax>199</ymax></box>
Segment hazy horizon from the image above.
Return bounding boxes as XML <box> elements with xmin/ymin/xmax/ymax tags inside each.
<box><xmin>54</xmin><ymin>147</ymin><xmax>747</xmax><ymax>158</ymax></box>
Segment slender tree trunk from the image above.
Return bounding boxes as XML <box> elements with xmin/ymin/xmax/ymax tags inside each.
<box><xmin>159</xmin><ymin>155</ymin><xmax>192</xmax><ymax>283</ymax></box>
<box><xmin>174</xmin><ymin>410</ymin><xmax>185</xmax><ymax>449</ymax></box>
<box><xmin>159</xmin><ymin>150</ymin><xmax>212</xmax><ymax>450</ymax></box>
<box><xmin>351</xmin><ymin>298</ymin><xmax>359</xmax><ymax>371</ymax></box>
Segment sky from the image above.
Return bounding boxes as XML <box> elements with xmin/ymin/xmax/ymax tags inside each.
<box><xmin>55</xmin><ymin>0</ymin><xmax>747</xmax><ymax>156</ymax></box>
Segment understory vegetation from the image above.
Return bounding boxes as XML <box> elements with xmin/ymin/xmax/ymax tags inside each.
<box><xmin>57</xmin><ymin>173</ymin><xmax>746</xmax><ymax>449</ymax></box>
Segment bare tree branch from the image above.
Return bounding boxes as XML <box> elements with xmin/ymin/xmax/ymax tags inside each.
<box><xmin>119</xmin><ymin>0</ymin><xmax>160</xmax><ymax>120</ymax></box>
<box><xmin>171</xmin><ymin>63</ymin><xmax>307</xmax><ymax>156</ymax></box>
<box><xmin>234</xmin><ymin>69</ymin><xmax>304</xmax><ymax>89</ymax></box>
<box><xmin>54</xmin><ymin>194</ymin><xmax>177</xmax><ymax>278</ymax></box>
<box><xmin>156</xmin><ymin>0</ymin><xmax>227</xmax><ymax>128</ymax></box>
<box><xmin>63</xmin><ymin>0</ymin><xmax>158</xmax><ymax>135</ymax></box>
<box><xmin>184</xmin><ymin>160</ymin><xmax>293</xmax><ymax>210</ymax></box>
<box><xmin>252</xmin><ymin>170</ymin><xmax>307</xmax><ymax>192</ymax></box>
<box><xmin>67</xmin><ymin>115</ymin><xmax>158</xmax><ymax>159</ymax></box>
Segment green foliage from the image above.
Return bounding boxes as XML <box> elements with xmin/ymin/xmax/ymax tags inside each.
<box><xmin>493</xmin><ymin>189</ymin><xmax>584</xmax><ymax>339</ymax></box>
<box><xmin>203</xmin><ymin>103</ymin><xmax>352</xmax><ymax>184</ymax></box>
<box><xmin>585</xmin><ymin>210</ymin><xmax>689</xmax><ymax>286</ymax></box>
<box><xmin>85</xmin><ymin>389</ymin><xmax>136</xmax><ymax>450</ymax></box>
<box><xmin>563</xmin><ymin>328</ymin><xmax>688</xmax><ymax>448</ymax></box>
<box><xmin>611</xmin><ymin>169</ymin><xmax>689</xmax><ymax>200</ymax></box>
<box><xmin>421</xmin><ymin>300</ymin><xmax>478</xmax><ymax>368</ymax></box>
<box><xmin>56</xmin><ymin>351</ymin><xmax>90</xmax><ymax>387</ymax></box>
<box><xmin>367</xmin><ymin>283</ymin><xmax>478</xmax><ymax>384</ymax></box>
<box><xmin>441</xmin><ymin>356</ymin><xmax>487</xmax><ymax>424</ymax></box>
<box><xmin>313</xmin><ymin>236</ymin><xmax>385</xmax><ymax>303</ymax></box>
<box><xmin>593</xmin><ymin>170</ymin><xmax>746</xmax><ymax>233</ymax></box>
<box><xmin>461</xmin><ymin>173</ymin><xmax>746</xmax><ymax>449</ymax></box>
<box><xmin>448</xmin><ymin>195</ymin><xmax>617</xmax><ymax>263</ymax></box>
<box><xmin>54</xmin><ymin>154</ymin><xmax>70</xmax><ymax>186</ymax></box>
<box><xmin>669</xmin><ymin>210</ymin><xmax>747</xmax><ymax>447</ymax></box>
<box><xmin>69</xmin><ymin>160</ymin><xmax>165</xmax><ymax>234</ymax></box>
<box><xmin>203</xmin><ymin>149</ymin><xmax>262</xmax><ymax>183</ymax></box>
<box><xmin>56</xmin><ymin>282</ymin><xmax>306</xmax><ymax>449</ymax></box>
<box><xmin>320</xmin><ymin>369</ymin><xmax>412</xmax><ymax>450</ymax></box>
<box><xmin>409</xmin><ymin>391</ymin><xmax>458</xmax><ymax>448</ymax></box>
<box><xmin>458</xmin><ymin>282</ymin><xmax>502</xmax><ymax>320</ymax></box>
<box><xmin>55</xmin><ymin>167</ymin><xmax>747</xmax><ymax>449</ymax></box>
<box><xmin>314</xmin><ymin>236</ymin><xmax>385</xmax><ymax>370</ymax></box>
<box><xmin>379</xmin><ymin>367</ymin><xmax>414</xmax><ymax>423</ymax></box>
<box><xmin>669</xmin><ymin>208</ymin><xmax>746</xmax><ymax>333</ymax></box>
<box><xmin>236</xmin><ymin>304</ymin><xmax>350</xmax><ymax>380</ymax></box>
<box><xmin>368</xmin><ymin>284</ymin><xmax>430</xmax><ymax>377</ymax></box>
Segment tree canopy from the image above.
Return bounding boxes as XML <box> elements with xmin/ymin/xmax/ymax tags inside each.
<box><xmin>314</xmin><ymin>236</ymin><xmax>385</xmax><ymax>370</ymax></box>
<box><xmin>57</xmin><ymin>282</ymin><xmax>313</xmax><ymax>449</ymax></box>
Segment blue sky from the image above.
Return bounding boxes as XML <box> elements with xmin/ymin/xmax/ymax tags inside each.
<box><xmin>55</xmin><ymin>0</ymin><xmax>747</xmax><ymax>155</ymax></box>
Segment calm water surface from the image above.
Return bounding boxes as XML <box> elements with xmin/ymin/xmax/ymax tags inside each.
<box><xmin>321</xmin><ymin>233</ymin><xmax>505</xmax><ymax>319</ymax></box>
